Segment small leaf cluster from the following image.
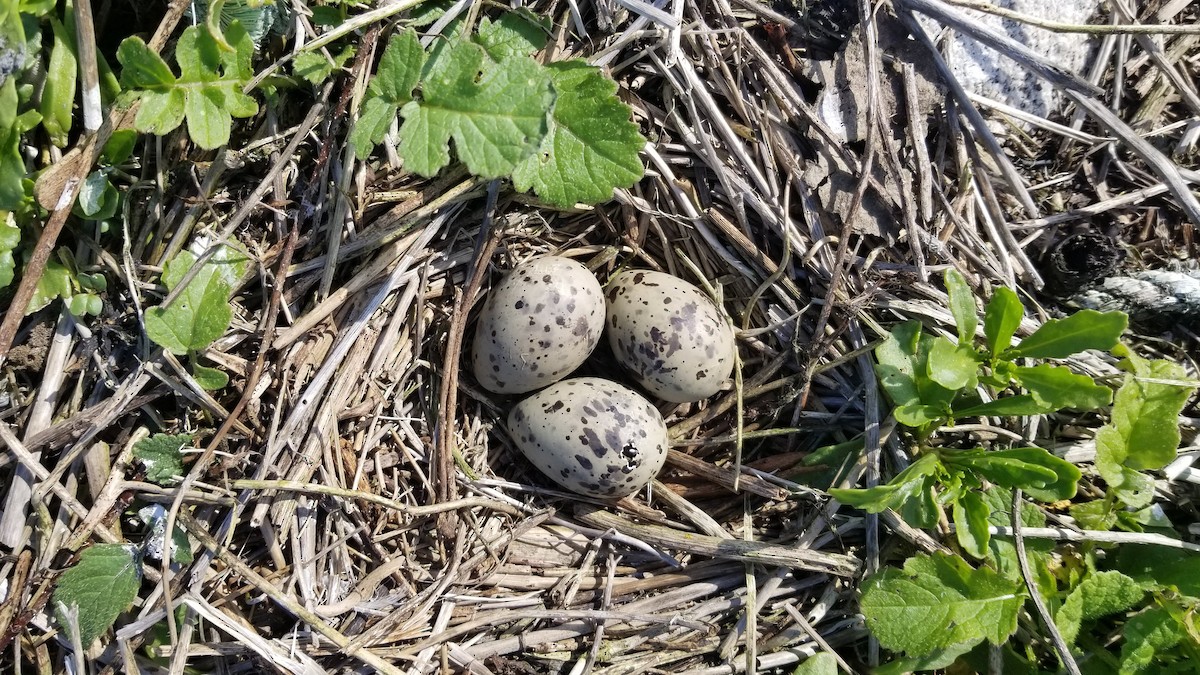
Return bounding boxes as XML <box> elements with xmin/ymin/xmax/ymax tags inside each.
<box><xmin>145</xmin><ymin>245</ymin><xmax>248</xmax><ymax>389</ymax></box>
<box><xmin>117</xmin><ymin>21</ymin><xmax>258</xmax><ymax>150</ymax></box>
<box><xmin>351</xmin><ymin>12</ymin><xmax>645</xmax><ymax>207</ymax></box>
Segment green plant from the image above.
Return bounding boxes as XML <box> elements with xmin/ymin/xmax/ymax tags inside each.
<box><xmin>832</xmin><ymin>270</ymin><xmax>1199</xmax><ymax>672</ymax></box>
<box><xmin>351</xmin><ymin>12</ymin><xmax>645</xmax><ymax>207</ymax></box>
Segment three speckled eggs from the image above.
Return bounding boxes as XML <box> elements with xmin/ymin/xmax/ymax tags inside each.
<box><xmin>473</xmin><ymin>256</ymin><xmax>736</xmax><ymax>498</ymax></box>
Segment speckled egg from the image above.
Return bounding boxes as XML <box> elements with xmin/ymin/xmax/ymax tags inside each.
<box><xmin>472</xmin><ymin>256</ymin><xmax>605</xmax><ymax>395</ymax></box>
<box><xmin>605</xmin><ymin>270</ymin><xmax>735</xmax><ymax>403</ymax></box>
<box><xmin>507</xmin><ymin>378</ymin><xmax>669</xmax><ymax>498</ymax></box>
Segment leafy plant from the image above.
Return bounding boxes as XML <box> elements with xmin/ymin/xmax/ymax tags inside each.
<box><xmin>53</xmin><ymin>544</ymin><xmax>142</xmax><ymax>647</ymax></box>
<box><xmin>25</xmin><ymin>248</ymin><xmax>106</xmax><ymax>317</ymax></box>
<box><xmin>117</xmin><ymin>21</ymin><xmax>258</xmax><ymax>150</ymax></box>
<box><xmin>832</xmin><ymin>269</ymin><xmax>1120</xmax><ymax>556</ymax></box>
<box><xmin>352</xmin><ymin>13</ymin><xmax>644</xmax><ymax>207</ymax></box>
<box><xmin>145</xmin><ymin>245</ymin><xmax>247</xmax><ymax>389</ymax></box>
<box><xmin>133</xmin><ymin>432</ymin><xmax>193</xmax><ymax>485</ymax></box>
<box><xmin>837</xmin><ymin>269</ymin><xmax>1200</xmax><ymax>672</ymax></box>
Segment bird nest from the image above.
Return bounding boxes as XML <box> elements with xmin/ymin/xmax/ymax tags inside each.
<box><xmin>2</xmin><ymin>0</ymin><xmax>1199</xmax><ymax>673</ymax></box>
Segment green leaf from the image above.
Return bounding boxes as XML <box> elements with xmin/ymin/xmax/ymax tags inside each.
<box><xmin>1069</xmin><ymin>500</ymin><xmax>1119</xmax><ymax>531</ymax></box>
<box><xmin>0</xmin><ymin>213</ymin><xmax>18</xmax><ymax>289</ymax></box>
<box><xmin>829</xmin><ymin>452</ymin><xmax>941</xmax><ymax>513</ymax></box>
<box><xmin>927</xmin><ymin>336</ymin><xmax>979</xmax><ymax>391</ymax></box>
<box><xmin>1005</xmin><ymin>309</ymin><xmax>1127</xmax><ymax>359</ymax></box>
<box><xmin>899</xmin><ymin>476</ymin><xmax>940</xmax><ymax>529</ymax></box>
<box><xmin>191</xmin><ymin>359</ymin><xmax>228</xmax><ymax>390</ymax></box>
<box><xmin>41</xmin><ymin>16</ymin><xmax>77</xmax><ymax>148</ymax></box>
<box><xmin>983</xmin><ymin>286</ymin><xmax>1022</xmax><ymax>357</ymax></box>
<box><xmin>894</xmin><ymin>403</ymin><xmax>944</xmax><ymax>427</ymax></box>
<box><xmin>973</xmin><ymin>447</ymin><xmax>1079</xmax><ymax>502</ymax></box>
<box><xmin>980</xmin><ymin>488</ymin><xmax>1055</xmax><ymax>594</ymax></box>
<box><xmin>860</xmin><ymin>552</ymin><xmax>1025</xmax><ymax>656</ymax></box>
<box><xmin>133</xmin><ymin>432</ymin><xmax>192</xmax><ymax>484</ymax></box>
<box><xmin>292</xmin><ymin>44</ymin><xmax>355</xmax><ymax>86</ymax></box>
<box><xmin>953</xmin><ymin>489</ymin><xmax>991</xmax><ymax>558</ymax></box>
<box><xmin>118</xmin><ymin>22</ymin><xmax>258</xmax><ymax>149</ymax></box>
<box><xmin>144</xmin><ymin>248</ymin><xmax>241</xmax><ymax>354</ymax></box>
<box><xmin>73</xmin><ymin>170</ymin><xmax>119</xmax><ymax>220</ymax></box>
<box><xmin>1055</xmin><ymin>571</ymin><xmax>1144</xmax><ymax>645</ymax></box>
<box><xmin>952</xmin><ymin>394</ymin><xmax>1055</xmax><ymax>419</ymax></box>
<box><xmin>512</xmin><ymin>59</ymin><xmax>644</xmax><ymax>207</ymax></box>
<box><xmin>53</xmin><ymin>544</ymin><xmax>142</xmax><ymax>647</ymax></box>
<box><xmin>1097</xmin><ymin>352</ymin><xmax>1195</xmax><ymax>473</ymax></box>
<box><xmin>101</xmin><ymin>129</ymin><xmax>138</xmax><ymax>165</ymax></box>
<box><xmin>791</xmin><ymin>652</ymin><xmax>837</xmax><ymax>675</ymax></box>
<box><xmin>352</xmin><ymin>29</ymin><xmax>427</xmax><ymax>157</ymax></box>
<box><xmin>942</xmin><ymin>449</ymin><xmax>1058</xmax><ymax>490</ymax></box>
<box><xmin>876</xmin><ymin>320</ymin><xmax>924</xmax><ymax>407</ymax></box>
<box><xmin>1114</xmin><ymin>546</ymin><xmax>1200</xmax><ymax>596</ymax></box>
<box><xmin>474</xmin><ymin>10</ymin><xmax>549</xmax><ymax>61</ymax></box>
<box><xmin>1119</xmin><ymin>606</ymin><xmax>1184</xmax><ymax>674</ymax></box>
<box><xmin>0</xmin><ymin>79</ymin><xmax>25</xmax><ymax>211</ymax></box>
<box><xmin>399</xmin><ymin>41</ymin><xmax>552</xmax><ymax>179</ymax></box>
<box><xmin>944</xmin><ymin>269</ymin><xmax>978</xmax><ymax>346</ymax></box>
<box><xmin>1014</xmin><ymin>364</ymin><xmax>1112</xmax><ymax>411</ymax></box>
<box><xmin>26</xmin><ymin>255</ymin><xmax>74</xmax><ymax>314</ymax></box>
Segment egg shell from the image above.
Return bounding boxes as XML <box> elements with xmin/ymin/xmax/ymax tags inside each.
<box><xmin>605</xmin><ymin>270</ymin><xmax>736</xmax><ymax>403</ymax></box>
<box><xmin>472</xmin><ymin>256</ymin><xmax>606</xmax><ymax>395</ymax></box>
<box><xmin>507</xmin><ymin>377</ymin><xmax>669</xmax><ymax>499</ymax></box>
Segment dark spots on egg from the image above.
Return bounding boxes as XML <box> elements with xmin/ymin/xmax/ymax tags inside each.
<box><xmin>575</xmin><ymin>454</ymin><xmax>593</xmax><ymax>470</ymax></box>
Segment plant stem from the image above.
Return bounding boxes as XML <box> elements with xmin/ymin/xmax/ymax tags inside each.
<box><xmin>1011</xmin><ymin>488</ymin><xmax>1081</xmax><ymax>675</ymax></box>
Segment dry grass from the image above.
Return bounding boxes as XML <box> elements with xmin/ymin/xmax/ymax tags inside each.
<box><xmin>1</xmin><ymin>0</ymin><xmax>1198</xmax><ymax>673</ymax></box>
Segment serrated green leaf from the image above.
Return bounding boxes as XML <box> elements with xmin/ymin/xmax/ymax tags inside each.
<box><xmin>399</xmin><ymin>42</ymin><xmax>552</xmax><ymax>178</ymax></box>
<box><xmin>860</xmin><ymin>552</ymin><xmax>1025</xmax><ymax>655</ymax></box>
<box><xmin>118</xmin><ymin>22</ymin><xmax>258</xmax><ymax>149</ymax></box>
<box><xmin>0</xmin><ymin>213</ymin><xmax>18</xmax><ymax>288</ymax></box>
<box><xmin>953</xmin><ymin>489</ymin><xmax>991</xmax><ymax>558</ymax></box>
<box><xmin>791</xmin><ymin>652</ymin><xmax>837</xmax><ymax>675</ymax></box>
<box><xmin>475</xmin><ymin>10</ymin><xmax>549</xmax><ymax>61</ymax></box>
<box><xmin>133</xmin><ymin>432</ymin><xmax>192</xmax><ymax>484</ymax></box>
<box><xmin>983</xmin><ymin>286</ymin><xmax>1022</xmax><ymax>357</ymax></box>
<box><xmin>980</xmin><ymin>488</ymin><xmax>1055</xmax><ymax>594</ymax></box>
<box><xmin>1069</xmin><ymin>500</ymin><xmax>1119</xmax><ymax>530</ymax></box>
<box><xmin>351</xmin><ymin>29</ymin><xmax>424</xmax><ymax>157</ymax></box>
<box><xmin>1119</xmin><ymin>606</ymin><xmax>1184</xmax><ymax>674</ymax></box>
<box><xmin>874</xmin><ymin>641</ymin><xmax>976</xmax><ymax>675</ymax></box>
<box><xmin>512</xmin><ymin>59</ymin><xmax>644</xmax><ymax>207</ymax></box>
<box><xmin>1006</xmin><ymin>310</ymin><xmax>1127</xmax><ymax>359</ymax></box>
<box><xmin>952</xmin><ymin>394</ymin><xmax>1054</xmax><ymax>419</ymax></box>
<box><xmin>927</xmin><ymin>336</ymin><xmax>979</xmax><ymax>391</ymax></box>
<box><xmin>876</xmin><ymin>320</ymin><xmax>923</xmax><ymax>407</ymax></box>
<box><xmin>41</xmin><ymin>16</ymin><xmax>77</xmax><ymax>148</ymax></box>
<box><xmin>1013</xmin><ymin>363</ymin><xmax>1112</xmax><ymax>411</ymax></box>
<box><xmin>144</xmin><ymin>249</ymin><xmax>238</xmax><ymax>354</ymax></box>
<box><xmin>53</xmin><ymin>544</ymin><xmax>142</xmax><ymax>646</ymax></box>
<box><xmin>0</xmin><ymin>80</ymin><xmax>25</xmax><ymax>211</ymax></box>
<box><xmin>1056</xmin><ymin>570</ymin><xmax>1144</xmax><ymax>645</ymax></box>
<box><xmin>191</xmin><ymin>359</ymin><xmax>228</xmax><ymax>390</ymax></box>
<box><xmin>944</xmin><ymin>269</ymin><xmax>978</xmax><ymax>346</ymax></box>
<box><xmin>293</xmin><ymin>44</ymin><xmax>354</xmax><ymax>86</ymax></box>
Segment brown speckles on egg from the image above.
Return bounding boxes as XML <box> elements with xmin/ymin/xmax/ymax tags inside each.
<box><xmin>604</xmin><ymin>270</ymin><xmax>736</xmax><ymax>403</ymax></box>
<box><xmin>471</xmin><ymin>256</ymin><xmax>606</xmax><ymax>395</ymax></box>
<box><xmin>506</xmin><ymin>378</ymin><xmax>669</xmax><ymax>499</ymax></box>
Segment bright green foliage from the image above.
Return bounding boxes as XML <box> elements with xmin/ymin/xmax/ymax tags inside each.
<box><xmin>1120</xmin><ymin>606</ymin><xmax>1186</xmax><ymax>673</ymax></box>
<box><xmin>349</xmin><ymin>29</ymin><xmax>425</xmax><ymax>157</ymax></box>
<box><xmin>41</xmin><ymin>15</ymin><xmax>76</xmax><ymax>147</ymax></box>
<box><xmin>513</xmin><ymin>60</ymin><xmax>647</xmax><ymax>206</ymax></box>
<box><xmin>1004</xmin><ymin>309</ymin><xmax>1126</xmax><ymax>359</ymax></box>
<box><xmin>132</xmin><ymin>432</ymin><xmax>192</xmax><ymax>484</ymax></box>
<box><xmin>1115</xmin><ymin>546</ymin><xmax>1200</xmax><ymax>596</ymax></box>
<box><xmin>190</xmin><ymin>359</ymin><xmax>229</xmax><ymax>390</ymax></box>
<box><xmin>0</xmin><ymin>0</ymin><xmax>27</xmax><ymax>210</ymax></box>
<box><xmin>74</xmin><ymin>170</ymin><xmax>119</xmax><ymax>220</ymax></box>
<box><xmin>399</xmin><ymin>40</ymin><xmax>552</xmax><ymax>178</ymax></box>
<box><xmin>117</xmin><ymin>21</ymin><xmax>258</xmax><ymax>149</ymax></box>
<box><xmin>354</xmin><ymin>13</ymin><xmax>645</xmax><ymax>206</ymax></box>
<box><xmin>791</xmin><ymin>652</ymin><xmax>837</xmax><ymax>675</ymax></box>
<box><xmin>0</xmin><ymin>212</ymin><xmax>17</xmax><ymax>288</ymax></box>
<box><xmin>26</xmin><ymin>251</ymin><xmax>105</xmax><ymax>317</ymax></box>
<box><xmin>860</xmin><ymin>552</ymin><xmax>1025</xmax><ymax>656</ymax></box>
<box><xmin>983</xmin><ymin>286</ymin><xmax>1022</xmax><ymax>357</ymax></box>
<box><xmin>144</xmin><ymin>246</ymin><xmax>246</xmax><ymax>355</ymax></box>
<box><xmin>53</xmin><ymin>544</ymin><xmax>142</xmax><ymax>646</ymax></box>
<box><xmin>292</xmin><ymin>43</ymin><xmax>354</xmax><ymax>86</ymax></box>
<box><xmin>1055</xmin><ymin>571</ymin><xmax>1144</xmax><ymax>645</ymax></box>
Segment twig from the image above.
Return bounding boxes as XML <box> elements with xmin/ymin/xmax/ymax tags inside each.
<box><xmin>1011</xmin><ymin>489</ymin><xmax>1082</xmax><ymax>675</ymax></box>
